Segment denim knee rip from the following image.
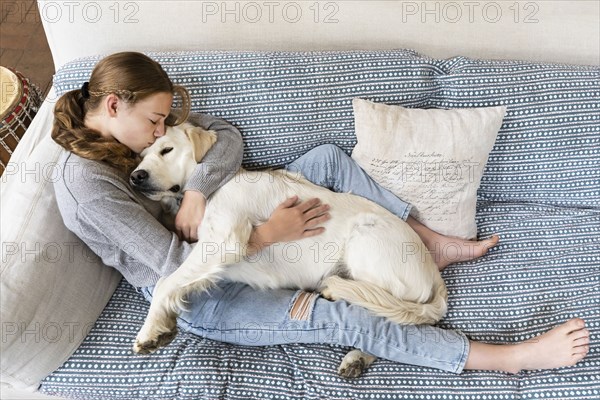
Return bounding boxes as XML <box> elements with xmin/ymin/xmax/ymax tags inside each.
<box><xmin>288</xmin><ymin>291</ymin><xmax>320</xmax><ymax>321</ymax></box>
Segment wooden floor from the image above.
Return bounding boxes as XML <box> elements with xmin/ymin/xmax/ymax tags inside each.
<box><xmin>1</xmin><ymin>0</ymin><xmax>54</xmax><ymax>96</ymax></box>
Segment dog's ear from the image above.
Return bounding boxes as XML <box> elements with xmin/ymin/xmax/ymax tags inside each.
<box><xmin>184</xmin><ymin>126</ymin><xmax>218</xmax><ymax>162</ymax></box>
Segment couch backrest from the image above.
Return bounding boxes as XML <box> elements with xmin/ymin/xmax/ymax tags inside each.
<box><xmin>38</xmin><ymin>0</ymin><xmax>600</xmax><ymax>71</ymax></box>
<box><xmin>52</xmin><ymin>50</ymin><xmax>600</xmax><ymax>208</ymax></box>
<box><xmin>432</xmin><ymin>57</ymin><xmax>600</xmax><ymax>208</ymax></box>
<box><xmin>53</xmin><ymin>50</ymin><xmax>442</xmax><ymax>169</ymax></box>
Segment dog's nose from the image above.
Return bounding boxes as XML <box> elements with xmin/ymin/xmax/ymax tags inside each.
<box><xmin>130</xmin><ymin>169</ymin><xmax>149</xmax><ymax>186</ymax></box>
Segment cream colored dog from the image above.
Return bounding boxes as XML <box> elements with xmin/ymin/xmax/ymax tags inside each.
<box><xmin>130</xmin><ymin>122</ymin><xmax>447</xmax><ymax>378</ymax></box>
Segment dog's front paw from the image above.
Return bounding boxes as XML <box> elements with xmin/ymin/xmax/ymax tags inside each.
<box><xmin>133</xmin><ymin>327</ymin><xmax>178</xmax><ymax>355</ymax></box>
<box><xmin>338</xmin><ymin>350</ymin><xmax>376</xmax><ymax>379</ymax></box>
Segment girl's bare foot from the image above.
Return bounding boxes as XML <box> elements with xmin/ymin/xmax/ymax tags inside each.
<box><xmin>511</xmin><ymin>318</ymin><xmax>590</xmax><ymax>373</ymax></box>
<box><xmin>465</xmin><ymin>319</ymin><xmax>590</xmax><ymax>374</ymax></box>
<box><xmin>407</xmin><ymin>216</ymin><xmax>500</xmax><ymax>270</ymax></box>
<box><xmin>429</xmin><ymin>234</ymin><xmax>499</xmax><ymax>271</ymax></box>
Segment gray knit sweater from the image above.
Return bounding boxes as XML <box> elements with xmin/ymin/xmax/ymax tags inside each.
<box><xmin>53</xmin><ymin>113</ymin><xmax>244</xmax><ymax>287</ymax></box>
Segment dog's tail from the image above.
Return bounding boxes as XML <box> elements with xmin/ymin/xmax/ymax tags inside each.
<box><xmin>321</xmin><ymin>276</ymin><xmax>447</xmax><ymax>325</ymax></box>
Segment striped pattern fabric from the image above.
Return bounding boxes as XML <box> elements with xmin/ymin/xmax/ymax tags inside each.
<box><xmin>432</xmin><ymin>57</ymin><xmax>600</xmax><ymax>208</ymax></box>
<box><xmin>41</xmin><ymin>50</ymin><xmax>599</xmax><ymax>399</ymax></box>
<box><xmin>52</xmin><ymin>50</ymin><xmax>441</xmax><ymax>169</ymax></box>
<box><xmin>40</xmin><ymin>204</ymin><xmax>600</xmax><ymax>399</ymax></box>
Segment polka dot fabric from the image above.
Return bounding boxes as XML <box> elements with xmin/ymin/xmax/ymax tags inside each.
<box><xmin>42</xmin><ymin>51</ymin><xmax>600</xmax><ymax>399</ymax></box>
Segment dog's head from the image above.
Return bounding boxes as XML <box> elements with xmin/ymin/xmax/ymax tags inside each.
<box><xmin>130</xmin><ymin>122</ymin><xmax>217</xmax><ymax>210</ymax></box>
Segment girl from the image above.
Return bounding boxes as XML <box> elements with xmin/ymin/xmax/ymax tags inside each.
<box><xmin>52</xmin><ymin>51</ymin><xmax>588</xmax><ymax>376</ymax></box>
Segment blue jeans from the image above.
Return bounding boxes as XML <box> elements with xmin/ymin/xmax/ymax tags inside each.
<box><xmin>143</xmin><ymin>144</ymin><xmax>469</xmax><ymax>373</ymax></box>
<box><xmin>286</xmin><ymin>144</ymin><xmax>412</xmax><ymax>221</ymax></box>
<box><xmin>142</xmin><ymin>282</ymin><xmax>468</xmax><ymax>373</ymax></box>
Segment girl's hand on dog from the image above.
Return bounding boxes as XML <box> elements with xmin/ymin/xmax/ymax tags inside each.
<box><xmin>263</xmin><ymin>195</ymin><xmax>331</xmax><ymax>243</ymax></box>
<box><xmin>247</xmin><ymin>196</ymin><xmax>330</xmax><ymax>255</ymax></box>
<box><xmin>175</xmin><ymin>190</ymin><xmax>207</xmax><ymax>242</ymax></box>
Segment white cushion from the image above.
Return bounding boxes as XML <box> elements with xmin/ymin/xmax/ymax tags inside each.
<box><xmin>0</xmin><ymin>98</ymin><xmax>121</xmax><ymax>390</ymax></box>
<box><xmin>351</xmin><ymin>98</ymin><xmax>506</xmax><ymax>239</ymax></box>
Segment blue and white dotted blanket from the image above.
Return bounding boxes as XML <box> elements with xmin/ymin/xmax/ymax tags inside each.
<box><xmin>41</xmin><ymin>50</ymin><xmax>599</xmax><ymax>399</ymax></box>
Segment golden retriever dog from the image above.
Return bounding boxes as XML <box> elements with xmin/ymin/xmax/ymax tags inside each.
<box><xmin>130</xmin><ymin>122</ymin><xmax>447</xmax><ymax>377</ymax></box>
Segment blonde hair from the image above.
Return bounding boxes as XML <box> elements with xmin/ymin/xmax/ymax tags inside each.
<box><xmin>52</xmin><ymin>52</ymin><xmax>190</xmax><ymax>174</ymax></box>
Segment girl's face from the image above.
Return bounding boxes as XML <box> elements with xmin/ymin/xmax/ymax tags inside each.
<box><xmin>108</xmin><ymin>92</ymin><xmax>173</xmax><ymax>154</ymax></box>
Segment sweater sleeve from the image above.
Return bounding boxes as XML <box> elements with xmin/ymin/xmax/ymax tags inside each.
<box><xmin>74</xmin><ymin>176</ymin><xmax>195</xmax><ymax>287</ymax></box>
<box><xmin>182</xmin><ymin>113</ymin><xmax>244</xmax><ymax>198</ymax></box>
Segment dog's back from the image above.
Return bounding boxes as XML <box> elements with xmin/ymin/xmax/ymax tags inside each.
<box><xmin>200</xmin><ymin>168</ymin><xmax>447</xmax><ymax>324</ymax></box>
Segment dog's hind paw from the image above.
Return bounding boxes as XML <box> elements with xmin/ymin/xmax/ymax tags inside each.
<box><xmin>133</xmin><ymin>329</ymin><xmax>178</xmax><ymax>355</ymax></box>
<box><xmin>338</xmin><ymin>358</ymin><xmax>366</xmax><ymax>378</ymax></box>
<box><xmin>320</xmin><ymin>286</ymin><xmax>336</xmax><ymax>301</ymax></box>
<box><xmin>338</xmin><ymin>349</ymin><xmax>377</xmax><ymax>379</ymax></box>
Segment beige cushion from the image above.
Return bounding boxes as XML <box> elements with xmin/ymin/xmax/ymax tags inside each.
<box><xmin>0</xmin><ymin>99</ymin><xmax>121</xmax><ymax>391</ymax></box>
<box><xmin>351</xmin><ymin>98</ymin><xmax>506</xmax><ymax>239</ymax></box>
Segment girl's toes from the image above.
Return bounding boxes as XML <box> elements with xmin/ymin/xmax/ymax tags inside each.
<box><xmin>574</xmin><ymin>344</ymin><xmax>590</xmax><ymax>356</ymax></box>
<box><xmin>566</xmin><ymin>318</ymin><xmax>586</xmax><ymax>331</ymax></box>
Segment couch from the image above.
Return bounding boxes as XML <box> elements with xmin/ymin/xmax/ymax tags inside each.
<box><xmin>2</xmin><ymin>1</ymin><xmax>600</xmax><ymax>398</ymax></box>
<box><xmin>2</xmin><ymin>47</ymin><xmax>598</xmax><ymax>399</ymax></box>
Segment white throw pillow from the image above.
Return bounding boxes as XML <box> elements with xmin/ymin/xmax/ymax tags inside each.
<box><xmin>0</xmin><ymin>97</ymin><xmax>122</xmax><ymax>391</ymax></box>
<box><xmin>351</xmin><ymin>98</ymin><xmax>506</xmax><ymax>239</ymax></box>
